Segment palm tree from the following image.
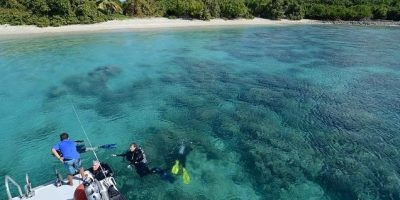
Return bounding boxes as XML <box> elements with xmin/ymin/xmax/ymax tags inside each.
<box><xmin>97</xmin><ymin>0</ymin><xmax>123</xmax><ymax>14</ymax></box>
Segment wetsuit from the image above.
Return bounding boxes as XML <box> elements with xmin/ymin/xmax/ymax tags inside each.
<box><xmin>166</xmin><ymin>144</ymin><xmax>193</xmax><ymax>168</ymax></box>
<box><xmin>88</xmin><ymin>163</ymin><xmax>113</xmax><ymax>181</ymax></box>
<box><xmin>116</xmin><ymin>148</ymin><xmax>151</xmax><ymax>177</ymax></box>
<box><xmin>116</xmin><ymin>148</ymin><xmax>175</xmax><ymax>182</ymax></box>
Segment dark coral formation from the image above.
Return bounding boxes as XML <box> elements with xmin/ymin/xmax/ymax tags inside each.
<box><xmin>47</xmin><ymin>65</ymin><xmax>143</xmax><ymax>118</ymax></box>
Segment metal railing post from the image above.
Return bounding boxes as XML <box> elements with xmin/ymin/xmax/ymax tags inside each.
<box><xmin>24</xmin><ymin>174</ymin><xmax>34</xmax><ymax>198</ymax></box>
<box><xmin>5</xmin><ymin>175</ymin><xmax>23</xmax><ymax>200</ymax></box>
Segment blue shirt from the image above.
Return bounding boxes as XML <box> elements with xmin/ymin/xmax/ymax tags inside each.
<box><xmin>53</xmin><ymin>140</ymin><xmax>80</xmax><ymax>159</ymax></box>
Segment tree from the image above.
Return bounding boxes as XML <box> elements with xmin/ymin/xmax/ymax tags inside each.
<box><xmin>219</xmin><ymin>0</ymin><xmax>249</xmax><ymax>19</ymax></box>
<box><xmin>97</xmin><ymin>0</ymin><xmax>123</xmax><ymax>15</ymax></box>
<box><xmin>123</xmin><ymin>0</ymin><xmax>159</xmax><ymax>17</ymax></box>
<box><xmin>372</xmin><ymin>5</ymin><xmax>388</xmax><ymax>19</ymax></box>
<box><xmin>74</xmin><ymin>1</ymin><xmax>95</xmax><ymax>17</ymax></box>
<box><xmin>0</xmin><ymin>0</ymin><xmax>26</xmax><ymax>9</ymax></box>
<box><xmin>47</xmin><ymin>0</ymin><xmax>73</xmax><ymax>17</ymax></box>
<box><xmin>387</xmin><ymin>6</ymin><xmax>400</xmax><ymax>20</ymax></box>
<box><xmin>29</xmin><ymin>0</ymin><xmax>50</xmax><ymax>16</ymax></box>
<box><xmin>285</xmin><ymin>0</ymin><xmax>304</xmax><ymax>20</ymax></box>
<box><xmin>203</xmin><ymin>0</ymin><xmax>221</xmax><ymax>18</ymax></box>
<box><xmin>268</xmin><ymin>0</ymin><xmax>284</xmax><ymax>19</ymax></box>
<box><xmin>245</xmin><ymin>0</ymin><xmax>270</xmax><ymax>17</ymax></box>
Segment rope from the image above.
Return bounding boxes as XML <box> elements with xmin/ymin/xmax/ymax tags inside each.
<box><xmin>65</xmin><ymin>94</ymin><xmax>108</xmax><ymax>180</ymax></box>
<box><xmin>50</xmin><ymin>73</ymin><xmax>110</xmax><ymax>182</ymax></box>
<box><xmin>49</xmin><ymin>76</ymin><xmax>100</xmax><ymax>161</ymax></box>
<box><xmin>67</xmin><ymin>95</ymin><xmax>100</xmax><ymax>161</ymax></box>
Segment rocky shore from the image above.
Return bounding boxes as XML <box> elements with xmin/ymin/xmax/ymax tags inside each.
<box><xmin>322</xmin><ymin>20</ymin><xmax>400</xmax><ymax>26</ymax></box>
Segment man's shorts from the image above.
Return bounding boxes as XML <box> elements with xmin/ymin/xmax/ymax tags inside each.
<box><xmin>64</xmin><ymin>159</ymin><xmax>81</xmax><ymax>175</ymax></box>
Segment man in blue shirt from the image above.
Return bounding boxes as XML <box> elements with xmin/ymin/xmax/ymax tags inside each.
<box><xmin>52</xmin><ymin>132</ymin><xmax>85</xmax><ymax>186</ymax></box>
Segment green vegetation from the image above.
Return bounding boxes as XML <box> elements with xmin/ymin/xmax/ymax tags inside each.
<box><xmin>0</xmin><ymin>0</ymin><xmax>399</xmax><ymax>26</ymax></box>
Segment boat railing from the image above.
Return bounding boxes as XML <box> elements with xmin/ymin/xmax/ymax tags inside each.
<box><xmin>5</xmin><ymin>175</ymin><xmax>23</xmax><ymax>200</ymax></box>
<box><xmin>24</xmin><ymin>174</ymin><xmax>34</xmax><ymax>198</ymax></box>
<box><xmin>5</xmin><ymin>174</ymin><xmax>35</xmax><ymax>200</ymax></box>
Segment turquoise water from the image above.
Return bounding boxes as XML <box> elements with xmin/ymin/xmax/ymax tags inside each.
<box><xmin>0</xmin><ymin>25</ymin><xmax>400</xmax><ymax>200</ymax></box>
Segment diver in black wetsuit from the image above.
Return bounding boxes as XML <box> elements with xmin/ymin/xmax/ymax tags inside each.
<box><xmin>112</xmin><ymin>143</ymin><xmax>150</xmax><ymax>177</ymax></box>
<box><xmin>165</xmin><ymin>141</ymin><xmax>193</xmax><ymax>171</ymax></box>
<box><xmin>112</xmin><ymin>143</ymin><xmax>175</xmax><ymax>183</ymax></box>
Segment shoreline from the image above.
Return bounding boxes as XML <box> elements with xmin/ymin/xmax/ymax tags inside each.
<box><xmin>0</xmin><ymin>18</ymin><xmax>398</xmax><ymax>37</ymax></box>
<box><xmin>321</xmin><ymin>20</ymin><xmax>400</xmax><ymax>26</ymax></box>
<box><xmin>0</xmin><ymin>18</ymin><xmax>321</xmax><ymax>36</ymax></box>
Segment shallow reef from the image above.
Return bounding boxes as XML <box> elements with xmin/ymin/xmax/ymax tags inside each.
<box><xmin>153</xmin><ymin>53</ymin><xmax>400</xmax><ymax>200</ymax></box>
<box><xmin>33</xmin><ymin>27</ymin><xmax>400</xmax><ymax>200</ymax></box>
<box><xmin>47</xmin><ymin>57</ymin><xmax>400</xmax><ymax>200</ymax></box>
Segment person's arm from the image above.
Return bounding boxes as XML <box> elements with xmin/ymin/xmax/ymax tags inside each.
<box><xmin>112</xmin><ymin>152</ymin><xmax>127</xmax><ymax>157</ymax></box>
<box><xmin>51</xmin><ymin>148</ymin><xmax>63</xmax><ymax>162</ymax></box>
<box><xmin>85</xmin><ymin>147</ymin><xmax>97</xmax><ymax>152</ymax></box>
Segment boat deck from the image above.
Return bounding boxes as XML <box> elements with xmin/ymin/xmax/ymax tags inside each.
<box><xmin>12</xmin><ymin>176</ymin><xmax>83</xmax><ymax>200</ymax></box>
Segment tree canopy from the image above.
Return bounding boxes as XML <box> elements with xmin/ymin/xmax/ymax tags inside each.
<box><xmin>0</xmin><ymin>0</ymin><xmax>399</xmax><ymax>26</ymax></box>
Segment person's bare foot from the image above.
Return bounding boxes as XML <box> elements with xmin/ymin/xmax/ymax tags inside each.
<box><xmin>67</xmin><ymin>182</ymin><xmax>73</xmax><ymax>186</ymax></box>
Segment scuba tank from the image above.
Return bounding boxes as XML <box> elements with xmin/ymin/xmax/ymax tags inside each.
<box><xmin>82</xmin><ymin>175</ymin><xmax>112</xmax><ymax>200</ymax></box>
<box><xmin>75</xmin><ymin>175</ymin><xmax>125</xmax><ymax>200</ymax></box>
<box><xmin>83</xmin><ymin>176</ymin><xmax>106</xmax><ymax>200</ymax></box>
<box><xmin>141</xmin><ymin>148</ymin><xmax>148</xmax><ymax>164</ymax></box>
<box><xmin>178</xmin><ymin>144</ymin><xmax>185</xmax><ymax>155</ymax></box>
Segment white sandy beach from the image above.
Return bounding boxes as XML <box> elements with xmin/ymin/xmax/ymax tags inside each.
<box><xmin>0</xmin><ymin>17</ymin><xmax>321</xmax><ymax>36</ymax></box>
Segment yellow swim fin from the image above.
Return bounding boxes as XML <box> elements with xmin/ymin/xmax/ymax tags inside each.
<box><xmin>182</xmin><ymin>168</ymin><xmax>190</xmax><ymax>184</ymax></box>
<box><xmin>171</xmin><ymin>160</ymin><xmax>180</xmax><ymax>175</ymax></box>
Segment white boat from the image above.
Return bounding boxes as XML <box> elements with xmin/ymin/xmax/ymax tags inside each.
<box><xmin>5</xmin><ymin>169</ymin><xmax>126</xmax><ymax>200</ymax></box>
